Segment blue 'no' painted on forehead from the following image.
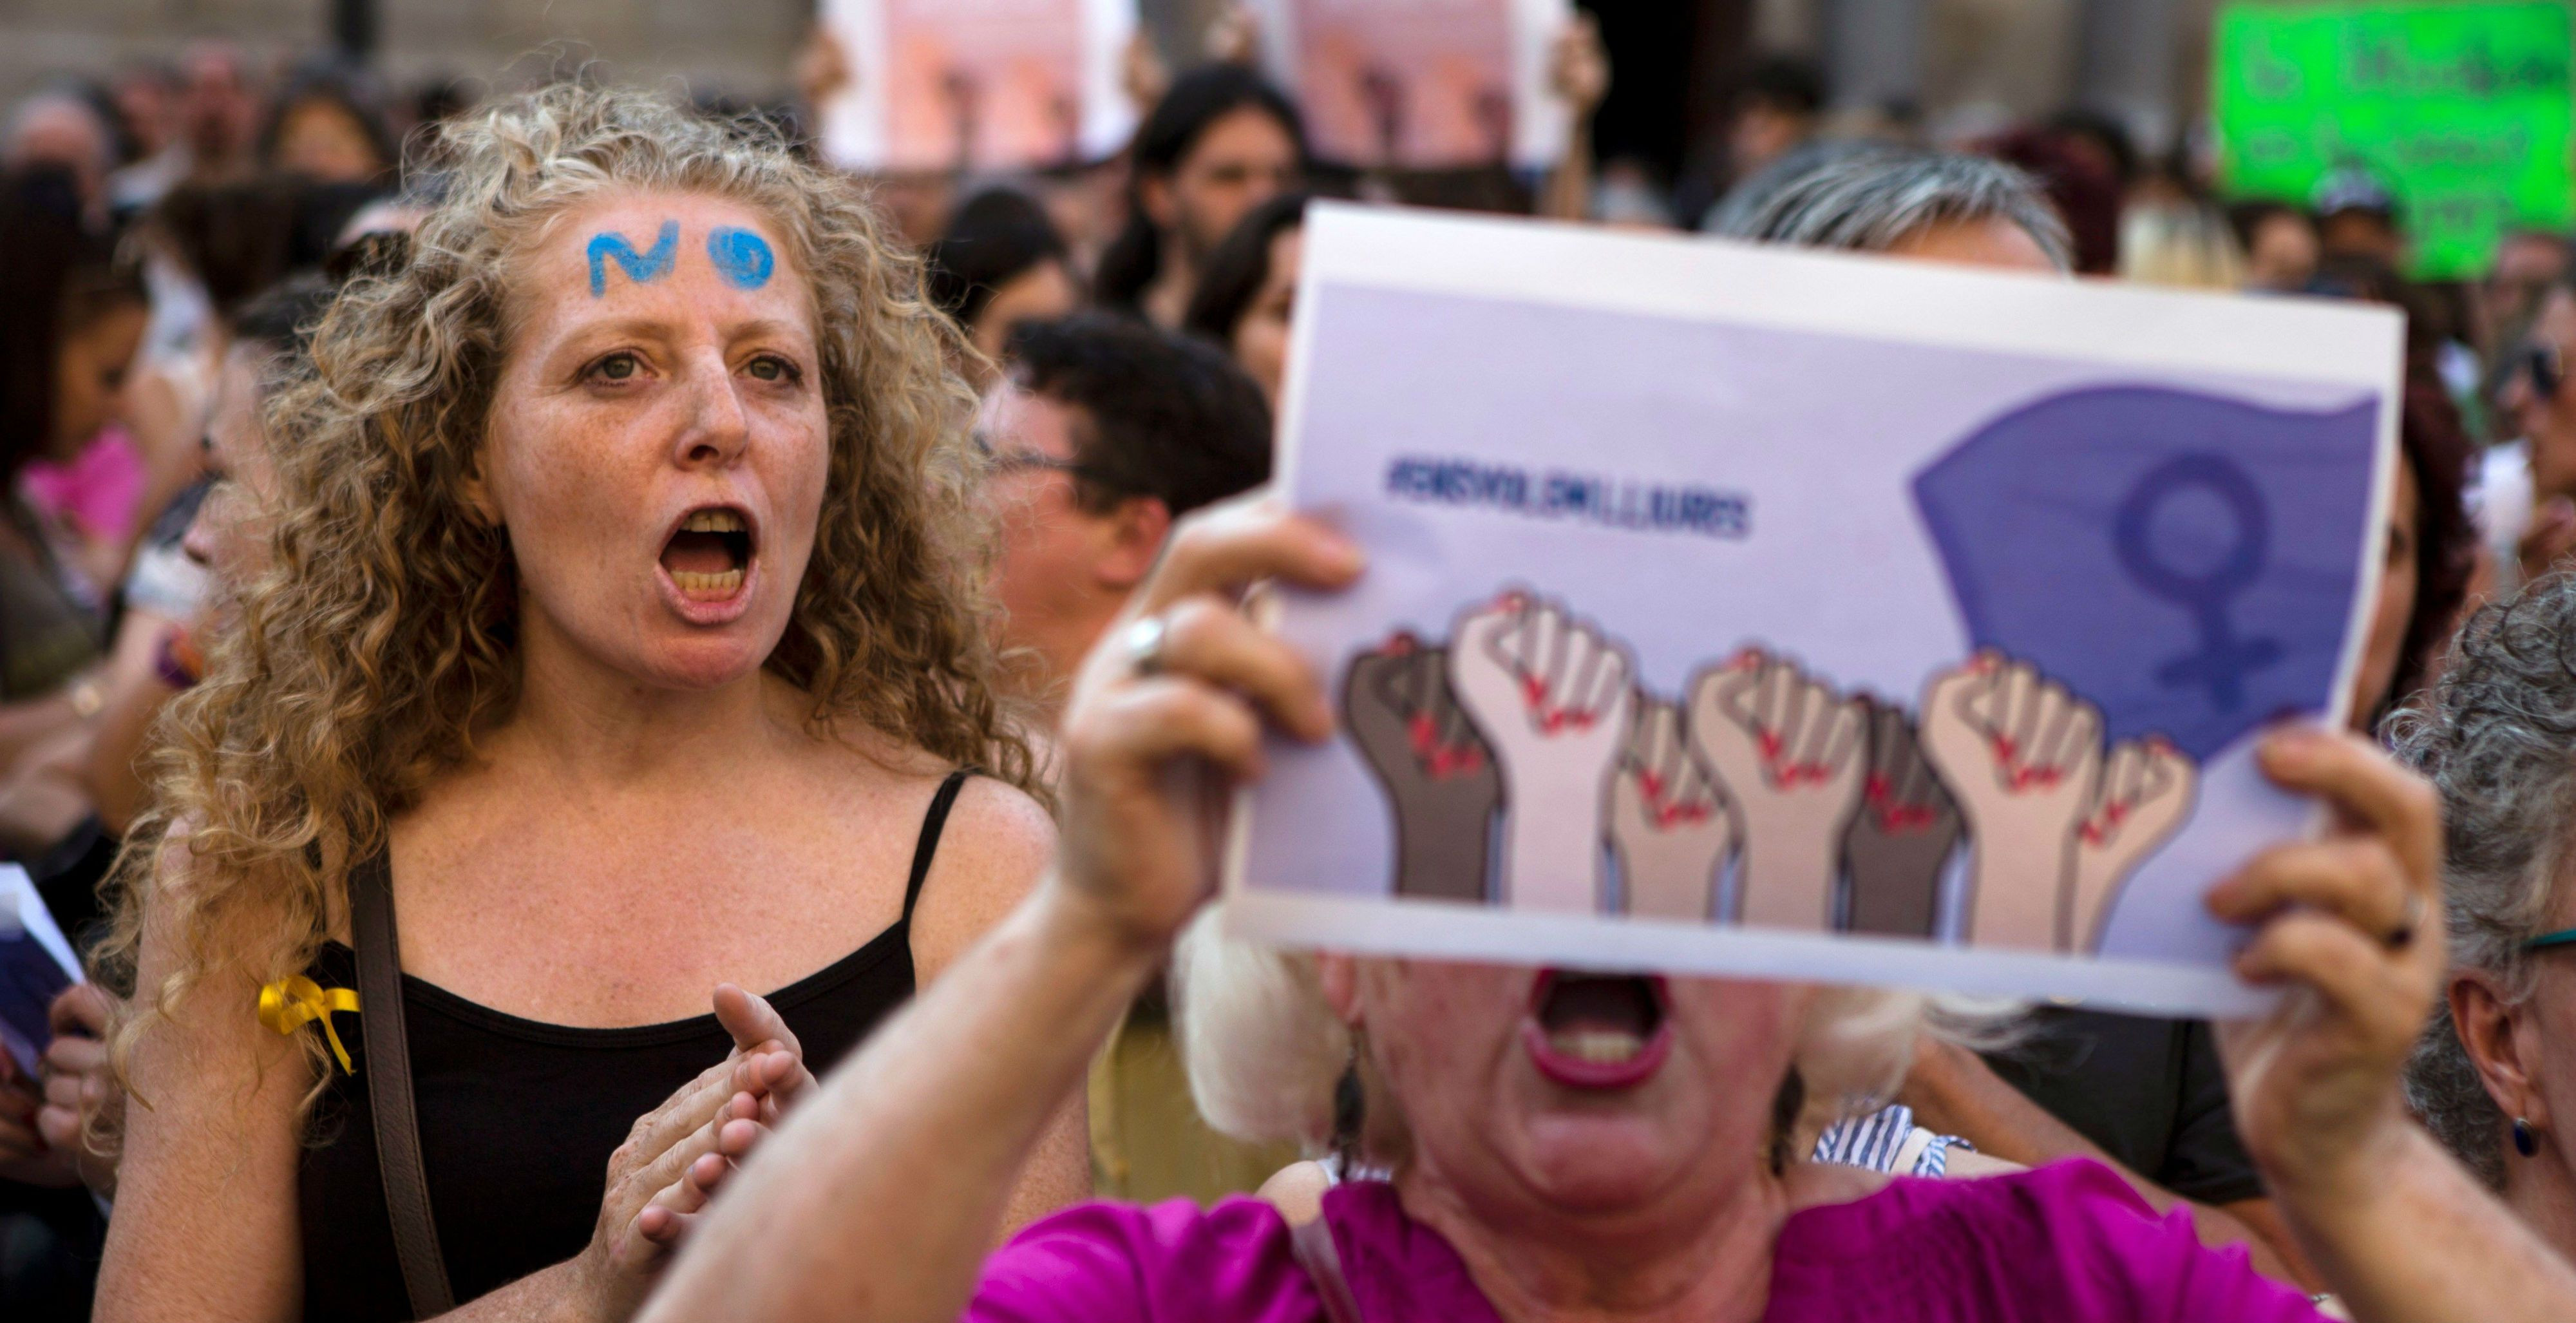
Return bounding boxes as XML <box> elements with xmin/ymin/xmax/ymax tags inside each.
<box><xmin>588</xmin><ymin>220</ymin><xmax>679</xmax><ymax>296</ymax></box>
<box><xmin>707</xmin><ymin>227</ymin><xmax>776</xmax><ymax>290</ymax></box>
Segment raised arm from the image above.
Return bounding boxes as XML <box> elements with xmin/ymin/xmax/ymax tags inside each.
<box><xmin>2210</xmin><ymin>728</ymin><xmax>2576</xmax><ymax>1321</ymax></box>
<box><xmin>640</xmin><ymin>499</ymin><xmax>1361</xmax><ymax>1323</ymax></box>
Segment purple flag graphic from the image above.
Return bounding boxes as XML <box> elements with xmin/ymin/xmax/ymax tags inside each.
<box><xmin>1911</xmin><ymin>385</ymin><xmax>2380</xmax><ymax>761</ymax></box>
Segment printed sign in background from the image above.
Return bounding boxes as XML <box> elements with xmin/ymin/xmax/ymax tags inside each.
<box><xmin>2211</xmin><ymin>0</ymin><xmax>2575</xmax><ymax>281</ymax></box>
<box><xmin>819</xmin><ymin>0</ymin><xmax>1137</xmax><ymax>173</ymax></box>
<box><xmin>1225</xmin><ymin>205</ymin><xmax>2402</xmax><ymax>1016</ymax></box>
<box><xmin>1255</xmin><ymin>0</ymin><xmax>1570</xmax><ymax>169</ymax></box>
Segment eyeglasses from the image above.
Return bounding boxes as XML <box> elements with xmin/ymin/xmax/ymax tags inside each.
<box><xmin>2518</xmin><ymin>339</ymin><xmax>2565</xmax><ymax>401</ymax></box>
<box><xmin>972</xmin><ymin>428</ymin><xmax>1086</xmax><ymax>480</ymax></box>
<box><xmin>2528</xmin><ymin>927</ymin><xmax>2576</xmax><ymax>954</ymax></box>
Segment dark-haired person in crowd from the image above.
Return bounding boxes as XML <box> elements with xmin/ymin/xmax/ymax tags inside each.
<box><xmin>2226</xmin><ymin>200</ymin><xmax>2321</xmax><ymax>295</ymax></box>
<box><xmin>1726</xmin><ymin>56</ymin><xmax>1824</xmax><ymax>195</ymax></box>
<box><xmin>983</xmin><ymin>313</ymin><xmax>1272</xmax><ymax>723</ymax></box>
<box><xmin>1715</xmin><ymin>147</ymin><xmax>2311</xmax><ymax>1282</ymax></box>
<box><xmin>925</xmin><ymin>188</ymin><xmax>1081</xmax><ymax>387</ymax></box>
<box><xmin>0</xmin><ymin>168</ymin><xmax>146</xmax><ymax>851</ymax></box>
<box><xmin>2466</xmin><ymin>274</ymin><xmax>2576</xmax><ymax>598</ymax></box>
<box><xmin>1182</xmin><ymin>190</ymin><xmax>1305</xmax><ymax>405</ymax></box>
<box><xmin>259</xmin><ymin>62</ymin><xmax>399</xmax><ymax>187</ymax></box>
<box><xmin>17</xmin><ymin>275</ymin><xmax>347</xmax><ymax>926</ymax></box>
<box><xmin>2313</xmin><ymin>165</ymin><xmax>2405</xmax><ymax>268</ymax></box>
<box><xmin>0</xmin><ymin>272</ymin><xmax>339</xmax><ymax>1323</ymax></box>
<box><xmin>1095</xmin><ymin>63</ymin><xmax>1305</xmax><ymax>330</ymax></box>
<box><xmin>1982</xmin><ymin>125</ymin><xmax>2121</xmax><ymax>275</ymax></box>
<box><xmin>4</xmin><ymin>89</ymin><xmax>117</xmax><ymax>224</ymax></box>
<box><xmin>2044</xmin><ymin>108</ymin><xmax>2137</xmax><ymax>197</ymax></box>
<box><xmin>2347</xmin><ymin>366</ymin><xmax>2479</xmax><ymax>736</ymax></box>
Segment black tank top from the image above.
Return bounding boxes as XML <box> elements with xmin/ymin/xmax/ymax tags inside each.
<box><xmin>294</xmin><ymin>770</ymin><xmax>971</xmax><ymax>1321</ymax></box>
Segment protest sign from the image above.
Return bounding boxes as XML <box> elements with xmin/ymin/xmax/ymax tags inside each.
<box><xmin>1</xmin><ymin>865</ymin><xmax>80</xmax><ymax>1074</ymax></box>
<box><xmin>818</xmin><ymin>0</ymin><xmax>1137</xmax><ymax>173</ymax></box>
<box><xmin>2212</xmin><ymin>0</ymin><xmax>2575</xmax><ymax>280</ymax></box>
<box><xmin>1224</xmin><ymin>204</ymin><xmax>2403</xmax><ymax>1016</ymax></box>
<box><xmin>1254</xmin><ymin>0</ymin><xmax>1570</xmax><ymax>169</ymax></box>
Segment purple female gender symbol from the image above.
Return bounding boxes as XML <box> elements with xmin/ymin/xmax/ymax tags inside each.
<box><xmin>2110</xmin><ymin>453</ymin><xmax>2283</xmax><ymax>713</ymax></box>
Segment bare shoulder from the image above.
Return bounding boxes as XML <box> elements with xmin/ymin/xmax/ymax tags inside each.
<box><xmin>1258</xmin><ymin>1159</ymin><xmax>1331</xmax><ymax>1227</ymax></box>
<box><xmin>907</xmin><ymin>774</ymin><xmax>1057</xmax><ymax>982</ymax></box>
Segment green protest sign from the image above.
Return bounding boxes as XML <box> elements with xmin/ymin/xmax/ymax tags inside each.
<box><xmin>2213</xmin><ymin>1</ymin><xmax>2573</xmax><ymax>280</ymax></box>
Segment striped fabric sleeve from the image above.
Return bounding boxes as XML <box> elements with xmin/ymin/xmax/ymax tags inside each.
<box><xmin>1811</xmin><ymin>1104</ymin><xmax>1969</xmax><ymax>1177</ymax></box>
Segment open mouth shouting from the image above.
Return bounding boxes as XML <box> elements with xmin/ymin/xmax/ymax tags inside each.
<box><xmin>658</xmin><ymin>506</ymin><xmax>759</xmax><ymax>618</ymax></box>
<box><xmin>1522</xmin><ymin>970</ymin><xmax>1675</xmax><ymax>1090</ymax></box>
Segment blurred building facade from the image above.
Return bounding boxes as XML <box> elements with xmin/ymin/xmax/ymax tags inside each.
<box><xmin>0</xmin><ymin>0</ymin><xmax>2339</xmax><ymax>160</ymax></box>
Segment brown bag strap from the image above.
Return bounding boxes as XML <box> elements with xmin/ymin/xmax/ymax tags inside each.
<box><xmin>351</xmin><ymin>850</ymin><xmax>456</xmax><ymax>1318</ymax></box>
<box><xmin>1289</xmin><ymin>1214</ymin><xmax>1364</xmax><ymax>1323</ymax></box>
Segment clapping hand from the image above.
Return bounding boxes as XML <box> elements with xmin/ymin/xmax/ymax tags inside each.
<box><xmin>571</xmin><ymin>987</ymin><xmax>806</xmax><ymax>1318</ymax></box>
<box><xmin>1446</xmin><ymin>591</ymin><xmax>1636</xmax><ymax>912</ymax></box>
<box><xmin>1687</xmin><ymin>649</ymin><xmax>1866</xmax><ymax>930</ymax></box>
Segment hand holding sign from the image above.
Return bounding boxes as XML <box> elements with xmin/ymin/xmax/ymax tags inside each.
<box><xmin>1687</xmin><ymin>650</ymin><xmax>1866</xmax><ymax>931</ymax></box>
<box><xmin>1609</xmin><ymin>697</ymin><xmax>1734</xmax><ymax>922</ymax></box>
<box><xmin>1447</xmin><ymin>591</ymin><xmax>1633</xmax><ymax>913</ymax></box>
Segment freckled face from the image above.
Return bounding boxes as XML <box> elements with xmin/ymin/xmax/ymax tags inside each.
<box><xmin>480</xmin><ymin>191</ymin><xmax>828</xmax><ymax>692</ymax></box>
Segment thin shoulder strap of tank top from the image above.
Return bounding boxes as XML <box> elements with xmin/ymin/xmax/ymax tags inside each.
<box><xmin>349</xmin><ymin>849</ymin><xmax>457</xmax><ymax>1317</ymax></box>
<box><xmin>1290</xmin><ymin>1214</ymin><xmax>1365</xmax><ymax>1323</ymax></box>
<box><xmin>900</xmin><ymin>770</ymin><xmax>974</xmax><ymax>923</ymax></box>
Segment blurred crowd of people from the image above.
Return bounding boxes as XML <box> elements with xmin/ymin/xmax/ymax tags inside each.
<box><xmin>1</xmin><ymin>17</ymin><xmax>2575</xmax><ymax>1323</ymax></box>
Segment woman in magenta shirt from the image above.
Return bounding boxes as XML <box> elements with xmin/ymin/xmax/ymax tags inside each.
<box><xmin>647</xmin><ymin>502</ymin><xmax>2576</xmax><ymax>1323</ymax></box>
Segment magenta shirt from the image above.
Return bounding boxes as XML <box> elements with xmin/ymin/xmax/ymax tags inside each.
<box><xmin>969</xmin><ymin>1159</ymin><xmax>2324</xmax><ymax>1322</ymax></box>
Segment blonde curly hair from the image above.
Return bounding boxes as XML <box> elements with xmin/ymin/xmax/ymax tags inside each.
<box><xmin>93</xmin><ymin>84</ymin><xmax>1039</xmax><ymax>1122</ymax></box>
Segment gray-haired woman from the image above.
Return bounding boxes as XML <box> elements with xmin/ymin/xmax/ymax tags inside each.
<box><xmin>2396</xmin><ymin>571</ymin><xmax>2576</xmax><ymax>1259</ymax></box>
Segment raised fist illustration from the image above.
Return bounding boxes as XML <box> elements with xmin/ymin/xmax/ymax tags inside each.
<box><xmin>2065</xmin><ymin>736</ymin><xmax>2197</xmax><ymax>953</ymax></box>
<box><xmin>1343</xmin><ymin>634</ymin><xmax>1504</xmax><ymax>904</ymax></box>
<box><xmin>1608</xmin><ymin>696</ymin><xmax>1736</xmax><ymax>922</ymax></box>
<box><xmin>1917</xmin><ymin>652</ymin><xmax>2103</xmax><ymax>950</ymax></box>
<box><xmin>1446</xmin><ymin>591</ymin><xmax>1634</xmax><ymax>912</ymax></box>
<box><xmin>1685</xmin><ymin>648</ymin><xmax>1866</xmax><ymax>931</ymax></box>
<box><xmin>1839</xmin><ymin>698</ymin><xmax>1963</xmax><ymax>938</ymax></box>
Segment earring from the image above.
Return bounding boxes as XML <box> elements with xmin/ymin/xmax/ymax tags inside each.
<box><xmin>2515</xmin><ymin>1117</ymin><xmax>2541</xmax><ymax>1157</ymax></box>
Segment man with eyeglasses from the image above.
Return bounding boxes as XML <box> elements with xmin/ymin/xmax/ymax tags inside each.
<box><xmin>974</xmin><ymin>313</ymin><xmax>1280</xmax><ymax>1210</ymax></box>
<box><xmin>979</xmin><ymin>313</ymin><xmax>1272</xmax><ymax>725</ymax></box>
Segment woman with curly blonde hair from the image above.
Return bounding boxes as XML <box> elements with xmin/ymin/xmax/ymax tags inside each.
<box><xmin>92</xmin><ymin>84</ymin><xmax>1080</xmax><ymax>1322</ymax></box>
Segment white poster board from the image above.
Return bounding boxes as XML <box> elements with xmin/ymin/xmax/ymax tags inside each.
<box><xmin>819</xmin><ymin>0</ymin><xmax>1139</xmax><ymax>173</ymax></box>
<box><xmin>1255</xmin><ymin>0</ymin><xmax>1571</xmax><ymax>170</ymax></box>
<box><xmin>1224</xmin><ymin>204</ymin><xmax>2403</xmax><ymax>1017</ymax></box>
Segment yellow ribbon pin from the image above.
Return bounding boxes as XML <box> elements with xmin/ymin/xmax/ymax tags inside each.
<box><xmin>258</xmin><ymin>976</ymin><xmax>361</xmax><ymax>1075</ymax></box>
